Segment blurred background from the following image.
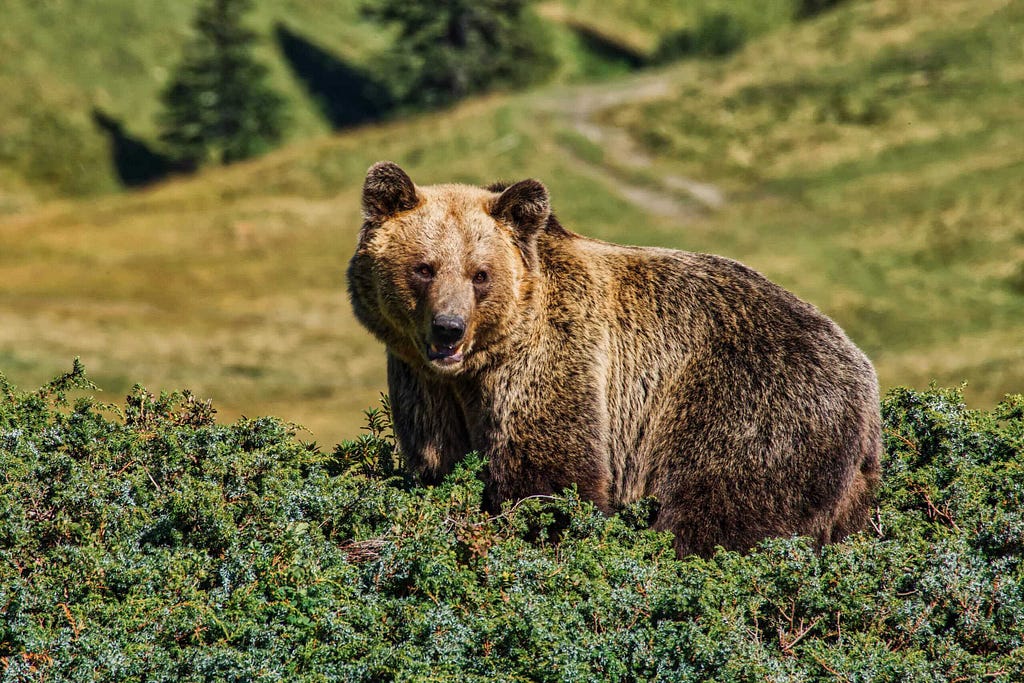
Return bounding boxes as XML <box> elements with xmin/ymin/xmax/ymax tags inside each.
<box><xmin>0</xmin><ymin>0</ymin><xmax>1021</xmax><ymax>445</ymax></box>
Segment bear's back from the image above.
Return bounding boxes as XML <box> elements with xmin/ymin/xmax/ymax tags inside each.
<box><xmin>542</xmin><ymin>229</ymin><xmax>864</xmax><ymax>371</ymax></box>
<box><xmin>537</xmin><ymin>228</ymin><xmax>879</xmax><ymax>535</ymax></box>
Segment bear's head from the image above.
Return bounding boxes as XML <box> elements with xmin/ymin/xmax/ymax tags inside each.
<box><xmin>348</xmin><ymin>161</ymin><xmax>551</xmax><ymax>376</ymax></box>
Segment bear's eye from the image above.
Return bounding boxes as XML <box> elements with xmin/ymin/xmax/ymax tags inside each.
<box><xmin>473</xmin><ymin>270</ymin><xmax>489</xmax><ymax>285</ymax></box>
<box><xmin>414</xmin><ymin>264</ymin><xmax>434</xmax><ymax>279</ymax></box>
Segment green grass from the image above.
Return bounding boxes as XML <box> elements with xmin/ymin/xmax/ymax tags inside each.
<box><xmin>0</xmin><ymin>94</ymin><xmax>662</xmax><ymax>443</ymax></box>
<box><xmin>0</xmin><ymin>0</ymin><xmax>1021</xmax><ymax>444</ymax></box>
<box><xmin>602</xmin><ymin>0</ymin><xmax>1024</xmax><ymax>408</ymax></box>
<box><xmin>0</xmin><ymin>0</ymin><xmax>393</xmax><ymax>206</ymax></box>
<box><xmin>542</xmin><ymin>0</ymin><xmax>799</xmax><ymax>55</ymax></box>
<box><xmin>0</xmin><ymin>0</ymin><xmax>811</xmax><ymax>209</ymax></box>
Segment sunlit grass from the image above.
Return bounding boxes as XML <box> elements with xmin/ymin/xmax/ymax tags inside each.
<box><xmin>602</xmin><ymin>0</ymin><xmax>1024</xmax><ymax>408</ymax></box>
<box><xmin>0</xmin><ymin>90</ymin><xmax>669</xmax><ymax>443</ymax></box>
<box><xmin>2</xmin><ymin>0</ymin><xmax>1021</xmax><ymax>443</ymax></box>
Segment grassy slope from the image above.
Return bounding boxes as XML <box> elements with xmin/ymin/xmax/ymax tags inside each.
<box><xmin>0</xmin><ymin>94</ymin><xmax>655</xmax><ymax>443</ymax></box>
<box><xmin>0</xmin><ymin>0</ymin><xmax>382</xmax><ymax>208</ymax></box>
<box><xmin>545</xmin><ymin>0</ymin><xmax>797</xmax><ymax>54</ymax></box>
<box><xmin>0</xmin><ymin>0</ymin><xmax>671</xmax><ymax>211</ymax></box>
<box><xmin>602</xmin><ymin>0</ymin><xmax>1024</xmax><ymax>407</ymax></box>
<box><xmin>1</xmin><ymin>0</ymin><xmax>1021</xmax><ymax>444</ymax></box>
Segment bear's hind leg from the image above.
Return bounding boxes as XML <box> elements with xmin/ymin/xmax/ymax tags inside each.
<box><xmin>821</xmin><ymin>451</ymin><xmax>881</xmax><ymax>545</ymax></box>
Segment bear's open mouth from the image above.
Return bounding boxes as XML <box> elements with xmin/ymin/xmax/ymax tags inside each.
<box><xmin>427</xmin><ymin>343</ymin><xmax>464</xmax><ymax>365</ymax></box>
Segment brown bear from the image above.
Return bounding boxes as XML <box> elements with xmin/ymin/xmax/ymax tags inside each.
<box><xmin>347</xmin><ymin>161</ymin><xmax>881</xmax><ymax>557</ymax></box>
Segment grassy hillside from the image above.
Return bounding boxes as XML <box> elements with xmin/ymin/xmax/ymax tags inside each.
<box><xmin>600</xmin><ymin>0</ymin><xmax>1024</xmax><ymax>408</ymax></box>
<box><xmin>544</xmin><ymin>0</ymin><xmax>798</xmax><ymax>55</ymax></box>
<box><xmin>0</xmin><ymin>0</ymin><xmax>389</xmax><ymax>208</ymax></box>
<box><xmin>0</xmin><ymin>92</ymin><xmax>656</xmax><ymax>443</ymax></box>
<box><xmin>1</xmin><ymin>0</ymin><xmax>1021</xmax><ymax>445</ymax></box>
<box><xmin>0</xmin><ymin>0</ymin><xmax>698</xmax><ymax>211</ymax></box>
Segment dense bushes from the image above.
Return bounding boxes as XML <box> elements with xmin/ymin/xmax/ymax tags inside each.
<box><xmin>2</xmin><ymin>362</ymin><xmax>1023</xmax><ymax>681</ymax></box>
<box><xmin>361</xmin><ymin>0</ymin><xmax>557</xmax><ymax>109</ymax></box>
<box><xmin>654</xmin><ymin>12</ymin><xmax>749</xmax><ymax>63</ymax></box>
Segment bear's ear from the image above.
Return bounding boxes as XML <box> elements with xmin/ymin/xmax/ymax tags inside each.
<box><xmin>362</xmin><ymin>161</ymin><xmax>419</xmax><ymax>222</ymax></box>
<box><xmin>489</xmin><ymin>178</ymin><xmax>550</xmax><ymax>236</ymax></box>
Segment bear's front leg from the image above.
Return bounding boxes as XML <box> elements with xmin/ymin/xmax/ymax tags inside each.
<box><xmin>481</xmin><ymin>437</ymin><xmax>614</xmax><ymax>515</ymax></box>
<box><xmin>387</xmin><ymin>353</ymin><xmax>472</xmax><ymax>484</ymax></box>
<box><xmin>479</xmin><ymin>377</ymin><xmax>613</xmax><ymax>515</ymax></box>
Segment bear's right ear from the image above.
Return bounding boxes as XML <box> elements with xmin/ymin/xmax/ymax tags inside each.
<box><xmin>489</xmin><ymin>179</ymin><xmax>550</xmax><ymax>235</ymax></box>
<box><xmin>362</xmin><ymin>161</ymin><xmax>419</xmax><ymax>222</ymax></box>
<box><xmin>489</xmin><ymin>179</ymin><xmax>550</xmax><ymax>269</ymax></box>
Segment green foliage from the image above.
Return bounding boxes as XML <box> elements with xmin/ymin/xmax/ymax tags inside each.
<box><xmin>159</xmin><ymin>0</ymin><xmax>288</xmax><ymax>166</ymax></box>
<box><xmin>362</xmin><ymin>0</ymin><xmax>557</xmax><ymax>108</ymax></box>
<box><xmin>0</xmin><ymin>107</ymin><xmax>114</xmax><ymax>198</ymax></box>
<box><xmin>610</xmin><ymin>0</ymin><xmax>1024</xmax><ymax>407</ymax></box>
<box><xmin>0</xmin><ymin>0</ymin><xmax>389</xmax><ymax>201</ymax></box>
<box><xmin>2</xmin><ymin>364</ymin><xmax>1023</xmax><ymax>680</ymax></box>
<box><xmin>797</xmin><ymin>0</ymin><xmax>847</xmax><ymax>20</ymax></box>
<box><xmin>651</xmin><ymin>0</ymin><xmax>800</xmax><ymax>63</ymax></box>
<box><xmin>655</xmin><ymin>12</ymin><xmax>749</xmax><ymax>62</ymax></box>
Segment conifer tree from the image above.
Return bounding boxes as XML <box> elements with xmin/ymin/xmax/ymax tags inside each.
<box><xmin>362</xmin><ymin>0</ymin><xmax>556</xmax><ymax>108</ymax></box>
<box><xmin>159</xmin><ymin>0</ymin><xmax>287</xmax><ymax>166</ymax></box>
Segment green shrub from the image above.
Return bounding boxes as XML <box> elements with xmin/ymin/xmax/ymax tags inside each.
<box><xmin>158</xmin><ymin>0</ymin><xmax>288</xmax><ymax>167</ymax></box>
<box><xmin>654</xmin><ymin>11</ymin><xmax>749</xmax><ymax>63</ymax></box>
<box><xmin>361</xmin><ymin>0</ymin><xmax>557</xmax><ymax>109</ymax></box>
<box><xmin>798</xmin><ymin>0</ymin><xmax>848</xmax><ymax>20</ymax></box>
<box><xmin>1</xmin><ymin>362</ymin><xmax>1022</xmax><ymax>680</ymax></box>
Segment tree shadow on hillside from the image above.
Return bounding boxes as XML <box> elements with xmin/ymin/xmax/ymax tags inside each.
<box><xmin>91</xmin><ymin>109</ymin><xmax>177</xmax><ymax>187</ymax></box>
<box><xmin>275</xmin><ymin>23</ymin><xmax>394</xmax><ymax>130</ymax></box>
<box><xmin>796</xmin><ymin>0</ymin><xmax>848</xmax><ymax>19</ymax></box>
<box><xmin>565</xmin><ymin>20</ymin><xmax>648</xmax><ymax>73</ymax></box>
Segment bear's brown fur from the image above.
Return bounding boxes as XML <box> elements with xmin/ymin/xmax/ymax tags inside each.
<box><xmin>348</xmin><ymin>161</ymin><xmax>881</xmax><ymax>557</ymax></box>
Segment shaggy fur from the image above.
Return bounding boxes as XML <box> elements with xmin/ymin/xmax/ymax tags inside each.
<box><xmin>348</xmin><ymin>161</ymin><xmax>881</xmax><ymax>557</ymax></box>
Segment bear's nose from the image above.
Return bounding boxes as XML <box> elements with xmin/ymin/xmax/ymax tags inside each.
<box><xmin>431</xmin><ymin>314</ymin><xmax>466</xmax><ymax>345</ymax></box>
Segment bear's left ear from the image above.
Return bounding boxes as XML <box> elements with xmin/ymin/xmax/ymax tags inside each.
<box><xmin>362</xmin><ymin>161</ymin><xmax>420</xmax><ymax>223</ymax></box>
<box><xmin>489</xmin><ymin>178</ymin><xmax>550</xmax><ymax>242</ymax></box>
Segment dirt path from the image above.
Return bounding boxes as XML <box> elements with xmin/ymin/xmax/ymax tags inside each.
<box><xmin>537</xmin><ymin>73</ymin><xmax>725</xmax><ymax>218</ymax></box>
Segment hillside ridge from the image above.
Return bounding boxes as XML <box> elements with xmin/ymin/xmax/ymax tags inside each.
<box><xmin>1</xmin><ymin>0</ymin><xmax>1021</xmax><ymax>445</ymax></box>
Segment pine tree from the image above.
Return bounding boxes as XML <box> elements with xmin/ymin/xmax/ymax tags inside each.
<box><xmin>362</xmin><ymin>0</ymin><xmax>556</xmax><ymax>108</ymax></box>
<box><xmin>159</xmin><ymin>0</ymin><xmax>287</xmax><ymax>166</ymax></box>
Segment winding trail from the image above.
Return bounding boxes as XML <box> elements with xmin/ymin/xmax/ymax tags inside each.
<box><xmin>537</xmin><ymin>73</ymin><xmax>725</xmax><ymax>219</ymax></box>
